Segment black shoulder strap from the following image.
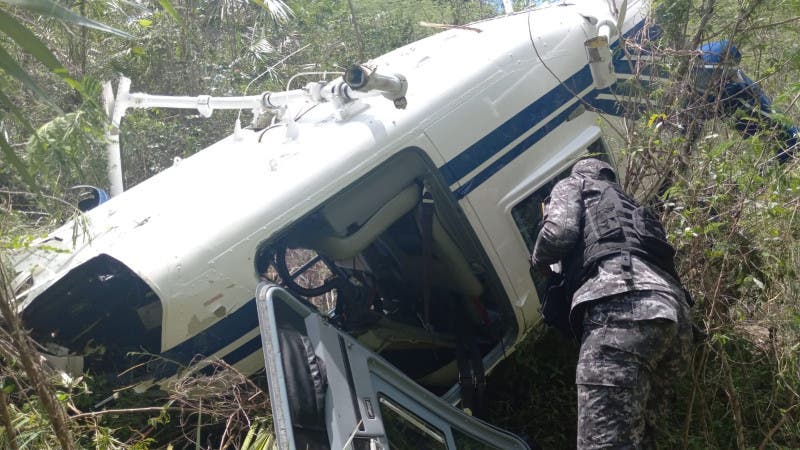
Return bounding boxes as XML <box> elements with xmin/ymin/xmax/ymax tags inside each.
<box><xmin>419</xmin><ymin>184</ymin><xmax>435</xmax><ymax>327</ymax></box>
<box><xmin>454</xmin><ymin>309</ymin><xmax>487</xmax><ymax>419</ymax></box>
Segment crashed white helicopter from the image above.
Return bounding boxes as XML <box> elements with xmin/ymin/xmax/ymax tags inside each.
<box><xmin>12</xmin><ymin>0</ymin><xmax>654</xmax><ymax>447</ymax></box>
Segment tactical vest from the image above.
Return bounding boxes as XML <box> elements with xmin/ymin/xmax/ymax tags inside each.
<box><xmin>577</xmin><ymin>176</ymin><xmax>678</xmax><ymax>282</ymax></box>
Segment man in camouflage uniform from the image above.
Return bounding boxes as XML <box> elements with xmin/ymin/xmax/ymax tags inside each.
<box><xmin>692</xmin><ymin>41</ymin><xmax>798</xmax><ymax>163</ymax></box>
<box><xmin>531</xmin><ymin>158</ymin><xmax>693</xmax><ymax>449</ymax></box>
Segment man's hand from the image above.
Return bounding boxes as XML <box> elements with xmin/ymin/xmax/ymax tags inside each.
<box><xmin>530</xmin><ymin>257</ymin><xmax>553</xmax><ymax>277</ymax></box>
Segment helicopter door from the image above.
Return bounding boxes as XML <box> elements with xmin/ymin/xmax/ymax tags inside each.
<box><xmin>255</xmin><ymin>283</ymin><xmax>530</xmax><ymax>450</ymax></box>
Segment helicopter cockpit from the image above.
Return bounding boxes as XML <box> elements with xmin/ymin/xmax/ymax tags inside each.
<box><xmin>254</xmin><ymin>149</ymin><xmax>512</xmax><ymax>390</ymax></box>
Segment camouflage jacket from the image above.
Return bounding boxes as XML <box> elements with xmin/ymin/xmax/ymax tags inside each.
<box><xmin>531</xmin><ymin>159</ymin><xmax>683</xmax><ymax>317</ymax></box>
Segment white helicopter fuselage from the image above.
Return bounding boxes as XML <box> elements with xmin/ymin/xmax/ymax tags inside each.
<box><xmin>14</xmin><ymin>0</ymin><xmax>649</xmax><ymax>394</ymax></box>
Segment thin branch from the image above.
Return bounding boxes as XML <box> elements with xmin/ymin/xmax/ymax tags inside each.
<box><xmin>739</xmin><ymin>16</ymin><xmax>800</xmax><ymax>32</ymax></box>
<box><xmin>758</xmin><ymin>403</ymin><xmax>798</xmax><ymax>450</ymax></box>
<box><xmin>70</xmin><ymin>406</ymin><xmax>178</xmax><ymax>420</ymax></box>
<box><xmin>419</xmin><ymin>21</ymin><xmax>482</xmax><ymax>33</ymax></box>
<box><xmin>346</xmin><ymin>0</ymin><xmax>365</xmax><ymax>62</ymax></box>
<box><xmin>720</xmin><ymin>352</ymin><xmax>746</xmax><ymax>449</ymax></box>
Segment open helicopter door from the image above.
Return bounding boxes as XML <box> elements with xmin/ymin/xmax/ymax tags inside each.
<box><xmin>255</xmin><ymin>282</ymin><xmax>530</xmax><ymax>450</ymax></box>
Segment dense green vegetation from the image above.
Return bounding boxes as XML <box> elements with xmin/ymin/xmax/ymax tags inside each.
<box><xmin>490</xmin><ymin>1</ymin><xmax>800</xmax><ymax>448</ymax></box>
<box><xmin>1</xmin><ymin>0</ymin><xmax>799</xmax><ymax>448</ymax></box>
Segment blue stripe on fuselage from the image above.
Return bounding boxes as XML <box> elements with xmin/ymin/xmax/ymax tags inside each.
<box><xmin>454</xmin><ymin>80</ymin><xmax>591</xmax><ymax>199</ymax></box>
<box><xmin>444</xmin><ymin>19</ymin><xmax>650</xmax><ymax>197</ymax></box>
<box><xmin>159</xmin><ymin>298</ymin><xmax>259</xmax><ymax>375</ymax></box>
<box><xmin>439</xmin><ymin>66</ymin><xmax>593</xmax><ymax>186</ymax></box>
<box><xmin>221</xmin><ymin>334</ymin><xmax>262</xmax><ymax>366</ymax></box>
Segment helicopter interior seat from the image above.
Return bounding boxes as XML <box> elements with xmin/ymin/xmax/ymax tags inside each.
<box><xmin>299</xmin><ymin>174</ymin><xmax>499</xmax><ymax>387</ymax></box>
<box><xmin>304</xmin><ymin>182</ymin><xmax>422</xmax><ymax>261</ymax></box>
<box><xmin>300</xmin><ymin>175</ymin><xmax>485</xmax><ymax>328</ymax></box>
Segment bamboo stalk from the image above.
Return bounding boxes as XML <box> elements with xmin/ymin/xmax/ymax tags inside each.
<box><xmin>0</xmin><ymin>390</ymin><xmax>20</xmax><ymax>450</ymax></box>
<box><xmin>0</xmin><ymin>261</ymin><xmax>75</xmax><ymax>450</ymax></box>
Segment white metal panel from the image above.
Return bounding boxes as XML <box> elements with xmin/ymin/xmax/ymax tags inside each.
<box><xmin>425</xmin><ymin>8</ymin><xmax>586</xmax><ymax>181</ymax></box>
<box><xmin>15</xmin><ymin>0</ymin><xmax>651</xmax><ymax>369</ymax></box>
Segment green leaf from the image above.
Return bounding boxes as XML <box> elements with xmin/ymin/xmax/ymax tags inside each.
<box><xmin>0</xmin><ymin>89</ymin><xmax>36</xmax><ymax>134</ymax></box>
<box><xmin>0</xmin><ymin>90</ymin><xmax>56</xmax><ymax>165</ymax></box>
<box><xmin>647</xmin><ymin>113</ymin><xmax>666</xmax><ymax>128</ymax></box>
<box><xmin>0</xmin><ymin>0</ymin><xmax>134</xmax><ymax>38</ymax></box>
<box><xmin>157</xmin><ymin>0</ymin><xmax>181</xmax><ymax>23</ymax></box>
<box><xmin>0</xmin><ymin>9</ymin><xmax>82</xmax><ymax>91</ymax></box>
<box><xmin>0</xmin><ymin>9</ymin><xmax>60</xmax><ymax>70</ymax></box>
<box><xmin>2</xmin><ymin>379</ymin><xmax>17</xmax><ymax>394</ymax></box>
<box><xmin>0</xmin><ymin>43</ymin><xmax>58</xmax><ymax>108</ymax></box>
<box><xmin>137</xmin><ymin>18</ymin><xmax>152</xmax><ymax>27</ymax></box>
<box><xmin>0</xmin><ymin>131</ymin><xmax>39</xmax><ymax>193</ymax></box>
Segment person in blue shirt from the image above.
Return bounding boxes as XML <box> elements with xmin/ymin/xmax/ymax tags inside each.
<box><xmin>693</xmin><ymin>40</ymin><xmax>798</xmax><ymax>163</ymax></box>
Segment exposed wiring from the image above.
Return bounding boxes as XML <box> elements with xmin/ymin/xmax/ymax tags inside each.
<box><xmin>236</xmin><ymin>43</ymin><xmax>312</xmax><ymax>125</ymax></box>
<box><xmin>294</xmin><ymin>103</ymin><xmax>320</xmax><ymax>121</ymax></box>
<box><xmin>255</xmin><ymin>97</ymin><xmax>321</xmax><ymax>143</ymax></box>
<box><xmin>258</xmin><ymin>123</ymin><xmax>286</xmax><ymax>143</ymax></box>
<box><xmin>243</xmin><ymin>43</ymin><xmax>312</xmax><ymax>97</ymax></box>
<box><xmin>286</xmin><ymin>71</ymin><xmax>344</xmax><ymax>92</ymax></box>
<box><xmin>526</xmin><ymin>9</ymin><xmax>626</xmax><ymax>138</ymax></box>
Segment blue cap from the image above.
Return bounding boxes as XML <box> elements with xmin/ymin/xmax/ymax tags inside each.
<box><xmin>698</xmin><ymin>40</ymin><xmax>742</xmax><ymax>67</ymax></box>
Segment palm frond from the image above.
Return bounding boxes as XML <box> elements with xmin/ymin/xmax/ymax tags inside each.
<box><xmin>250</xmin><ymin>0</ymin><xmax>293</xmax><ymax>24</ymax></box>
<box><xmin>0</xmin><ymin>0</ymin><xmax>133</xmax><ymax>38</ymax></box>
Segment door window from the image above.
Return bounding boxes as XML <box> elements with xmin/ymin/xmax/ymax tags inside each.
<box><xmin>379</xmin><ymin>395</ymin><xmax>447</xmax><ymax>449</ymax></box>
<box><xmin>509</xmin><ymin>139</ymin><xmax>612</xmax><ymax>292</ymax></box>
<box><xmin>452</xmin><ymin>428</ymin><xmax>502</xmax><ymax>449</ymax></box>
<box><xmin>510</xmin><ymin>175</ymin><xmax>564</xmax><ymax>255</ymax></box>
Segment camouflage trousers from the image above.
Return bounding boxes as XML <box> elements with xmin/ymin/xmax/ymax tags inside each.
<box><xmin>575</xmin><ymin>290</ymin><xmax>693</xmax><ymax>450</ymax></box>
